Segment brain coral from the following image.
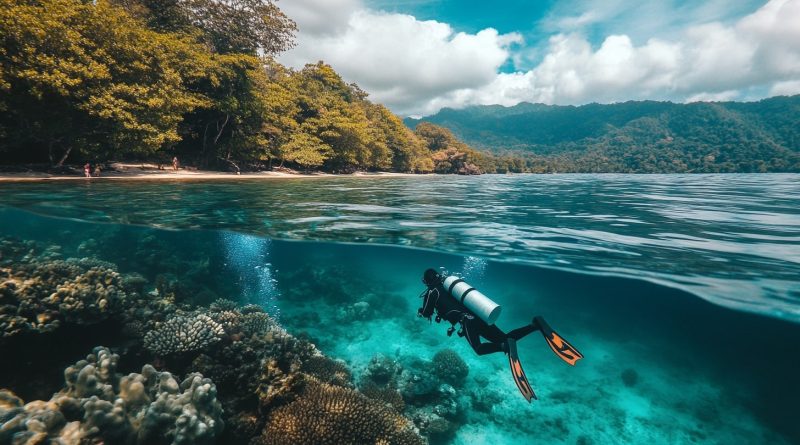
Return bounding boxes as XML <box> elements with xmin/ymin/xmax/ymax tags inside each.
<box><xmin>143</xmin><ymin>314</ymin><xmax>226</xmax><ymax>355</ymax></box>
<box><xmin>256</xmin><ymin>378</ymin><xmax>425</xmax><ymax>445</ymax></box>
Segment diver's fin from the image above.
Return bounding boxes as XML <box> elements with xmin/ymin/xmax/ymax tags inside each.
<box><xmin>534</xmin><ymin>316</ymin><xmax>584</xmax><ymax>366</ymax></box>
<box><xmin>507</xmin><ymin>338</ymin><xmax>537</xmax><ymax>402</ymax></box>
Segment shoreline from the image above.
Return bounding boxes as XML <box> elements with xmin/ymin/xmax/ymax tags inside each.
<box><xmin>0</xmin><ymin>163</ymin><xmax>432</xmax><ymax>182</ymax></box>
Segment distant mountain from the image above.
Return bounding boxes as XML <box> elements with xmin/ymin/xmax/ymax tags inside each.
<box><xmin>405</xmin><ymin>96</ymin><xmax>800</xmax><ymax>173</ymax></box>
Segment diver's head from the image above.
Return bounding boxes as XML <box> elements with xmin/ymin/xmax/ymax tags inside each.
<box><xmin>422</xmin><ymin>268</ymin><xmax>441</xmax><ymax>287</ymax></box>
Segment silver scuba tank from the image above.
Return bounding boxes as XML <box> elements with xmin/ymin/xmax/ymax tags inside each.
<box><xmin>441</xmin><ymin>275</ymin><xmax>502</xmax><ymax>325</ymax></box>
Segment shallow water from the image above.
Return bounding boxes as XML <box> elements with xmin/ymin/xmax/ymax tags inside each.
<box><xmin>1</xmin><ymin>174</ymin><xmax>798</xmax><ymax>322</ymax></box>
<box><xmin>1</xmin><ymin>174</ymin><xmax>799</xmax><ymax>444</ymax></box>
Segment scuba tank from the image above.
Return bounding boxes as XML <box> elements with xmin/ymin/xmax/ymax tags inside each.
<box><xmin>442</xmin><ymin>275</ymin><xmax>502</xmax><ymax>325</ymax></box>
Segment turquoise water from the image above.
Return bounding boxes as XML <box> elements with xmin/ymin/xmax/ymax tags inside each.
<box><xmin>1</xmin><ymin>174</ymin><xmax>799</xmax><ymax>444</ymax></box>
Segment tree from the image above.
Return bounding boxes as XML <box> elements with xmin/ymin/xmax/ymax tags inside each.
<box><xmin>113</xmin><ymin>0</ymin><xmax>297</xmax><ymax>55</ymax></box>
<box><xmin>415</xmin><ymin>122</ymin><xmax>458</xmax><ymax>152</ymax></box>
<box><xmin>414</xmin><ymin>122</ymin><xmax>487</xmax><ymax>173</ymax></box>
<box><xmin>0</xmin><ymin>0</ymin><xmax>214</xmax><ymax>165</ymax></box>
<box><xmin>279</xmin><ymin>130</ymin><xmax>330</xmax><ymax>168</ymax></box>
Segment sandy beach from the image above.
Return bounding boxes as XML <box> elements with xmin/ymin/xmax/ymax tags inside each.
<box><xmin>0</xmin><ymin>163</ymin><xmax>427</xmax><ymax>182</ymax></box>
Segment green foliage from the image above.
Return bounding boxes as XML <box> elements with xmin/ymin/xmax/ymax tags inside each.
<box><xmin>414</xmin><ymin>122</ymin><xmax>516</xmax><ymax>174</ymax></box>
<box><xmin>0</xmin><ymin>0</ymin><xmax>211</xmax><ymax>164</ymax></box>
<box><xmin>280</xmin><ymin>131</ymin><xmax>330</xmax><ymax>168</ymax></box>
<box><xmin>114</xmin><ymin>0</ymin><xmax>297</xmax><ymax>55</ymax></box>
<box><xmin>260</xmin><ymin>62</ymin><xmax>439</xmax><ymax>173</ymax></box>
<box><xmin>407</xmin><ymin>97</ymin><xmax>800</xmax><ymax>173</ymax></box>
<box><xmin>0</xmin><ymin>0</ymin><xmax>489</xmax><ymax>174</ymax></box>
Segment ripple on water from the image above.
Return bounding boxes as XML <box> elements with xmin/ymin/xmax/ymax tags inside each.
<box><xmin>0</xmin><ymin>173</ymin><xmax>798</xmax><ymax>321</ymax></box>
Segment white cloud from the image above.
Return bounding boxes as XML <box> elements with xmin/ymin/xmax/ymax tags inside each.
<box><xmin>538</xmin><ymin>0</ymin><xmax>763</xmax><ymax>43</ymax></box>
<box><xmin>278</xmin><ymin>0</ymin><xmax>361</xmax><ymax>37</ymax></box>
<box><xmin>279</xmin><ymin>7</ymin><xmax>522</xmax><ymax>115</ymax></box>
<box><xmin>686</xmin><ymin>90</ymin><xmax>742</xmax><ymax>103</ymax></box>
<box><xmin>423</xmin><ymin>0</ymin><xmax>800</xmax><ymax>114</ymax></box>
<box><xmin>280</xmin><ymin>0</ymin><xmax>800</xmax><ymax>116</ymax></box>
<box><xmin>770</xmin><ymin>80</ymin><xmax>800</xmax><ymax>96</ymax></box>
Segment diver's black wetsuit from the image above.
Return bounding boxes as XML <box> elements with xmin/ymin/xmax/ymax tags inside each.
<box><xmin>418</xmin><ymin>269</ymin><xmax>538</xmax><ymax>355</ymax></box>
<box><xmin>417</xmin><ymin>269</ymin><xmax>584</xmax><ymax>402</ymax></box>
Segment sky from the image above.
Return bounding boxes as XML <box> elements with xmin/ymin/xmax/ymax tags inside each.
<box><xmin>277</xmin><ymin>0</ymin><xmax>800</xmax><ymax>116</ymax></box>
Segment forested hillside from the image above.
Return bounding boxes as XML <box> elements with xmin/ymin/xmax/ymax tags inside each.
<box><xmin>406</xmin><ymin>97</ymin><xmax>800</xmax><ymax>173</ymax></box>
<box><xmin>0</xmin><ymin>0</ymin><xmax>522</xmax><ymax>174</ymax></box>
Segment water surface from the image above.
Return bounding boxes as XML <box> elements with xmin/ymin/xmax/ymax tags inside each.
<box><xmin>2</xmin><ymin>174</ymin><xmax>798</xmax><ymax>321</ymax></box>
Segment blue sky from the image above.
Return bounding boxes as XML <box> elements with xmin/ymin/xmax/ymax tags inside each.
<box><xmin>368</xmin><ymin>0</ymin><xmax>554</xmax><ymax>35</ymax></box>
<box><xmin>279</xmin><ymin>0</ymin><xmax>800</xmax><ymax>116</ymax></box>
<box><xmin>367</xmin><ymin>0</ymin><xmax>553</xmax><ymax>72</ymax></box>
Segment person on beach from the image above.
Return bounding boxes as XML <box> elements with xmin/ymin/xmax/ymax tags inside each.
<box><xmin>84</xmin><ymin>163</ymin><xmax>91</xmax><ymax>178</ymax></box>
<box><xmin>93</xmin><ymin>164</ymin><xmax>102</xmax><ymax>177</ymax></box>
<box><xmin>172</xmin><ymin>156</ymin><xmax>179</xmax><ymax>172</ymax></box>
<box><xmin>417</xmin><ymin>268</ymin><xmax>583</xmax><ymax>402</ymax></box>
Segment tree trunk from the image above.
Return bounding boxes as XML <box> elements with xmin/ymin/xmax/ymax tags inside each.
<box><xmin>48</xmin><ymin>140</ymin><xmax>55</xmax><ymax>165</ymax></box>
<box><xmin>56</xmin><ymin>145</ymin><xmax>73</xmax><ymax>167</ymax></box>
<box><xmin>201</xmin><ymin>122</ymin><xmax>210</xmax><ymax>168</ymax></box>
<box><xmin>214</xmin><ymin>114</ymin><xmax>229</xmax><ymax>145</ymax></box>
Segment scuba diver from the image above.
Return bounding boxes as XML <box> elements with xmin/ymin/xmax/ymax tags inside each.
<box><xmin>417</xmin><ymin>268</ymin><xmax>583</xmax><ymax>402</ymax></box>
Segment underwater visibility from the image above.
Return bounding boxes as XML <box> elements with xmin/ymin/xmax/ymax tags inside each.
<box><xmin>0</xmin><ymin>174</ymin><xmax>799</xmax><ymax>445</ymax></box>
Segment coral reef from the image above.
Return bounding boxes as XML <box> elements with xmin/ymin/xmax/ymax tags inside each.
<box><xmin>404</xmin><ymin>383</ymin><xmax>462</xmax><ymax>440</ymax></box>
<box><xmin>208</xmin><ymin>310</ymin><xmax>242</xmax><ymax>335</ymax></box>
<box><xmin>362</xmin><ymin>354</ymin><xmax>404</xmax><ymax>387</ymax></box>
<box><xmin>144</xmin><ymin>314</ymin><xmax>226</xmax><ymax>355</ymax></box>
<box><xmin>0</xmin><ymin>236</ymin><xmax>430</xmax><ymax>445</ymax></box>
<box><xmin>255</xmin><ymin>377</ymin><xmax>425</xmax><ymax>445</ymax></box>
<box><xmin>360</xmin><ymin>381</ymin><xmax>406</xmax><ymax>413</ymax></box>
<box><xmin>357</xmin><ymin>353</ymin><xmax>468</xmax><ymax>442</ymax></box>
<box><xmin>209</xmin><ymin>298</ymin><xmax>239</xmax><ymax>312</ymax></box>
<box><xmin>0</xmin><ymin>347</ymin><xmax>224</xmax><ymax>445</ymax></box>
<box><xmin>249</xmin><ymin>330</ymin><xmax>427</xmax><ymax>445</ymax></box>
<box><xmin>241</xmin><ymin>311</ymin><xmax>277</xmax><ymax>336</ymax></box>
<box><xmin>334</xmin><ymin>301</ymin><xmax>373</xmax><ymax>322</ymax></box>
<box><xmin>0</xmin><ymin>254</ymin><xmax>138</xmax><ymax>338</ymax></box>
<box><xmin>300</xmin><ymin>355</ymin><xmax>353</xmax><ymax>387</ymax></box>
<box><xmin>431</xmin><ymin>349</ymin><xmax>469</xmax><ymax>388</ymax></box>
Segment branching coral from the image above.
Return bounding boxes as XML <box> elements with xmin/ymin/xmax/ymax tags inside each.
<box><xmin>257</xmin><ymin>357</ymin><xmax>308</xmax><ymax>410</ymax></box>
<box><xmin>241</xmin><ymin>311</ymin><xmax>278</xmax><ymax>337</ymax></box>
<box><xmin>300</xmin><ymin>355</ymin><xmax>352</xmax><ymax>387</ymax></box>
<box><xmin>143</xmin><ymin>314</ymin><xmax>226</xmax><ymax>355</ymax></box>
<box><xmin>209</xmin><ymin>310</ymin><xmax>242</xmax><ymax>335</ymax></box>
<box><xmin>209</xmin><ymin>298</ymin><xmax>239</xmax><ymax>312</ymax></box>
<box><xmin>360</xmin><ymin>381</ymin><xmax>406</xmax><ymax>413</ymax></box>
